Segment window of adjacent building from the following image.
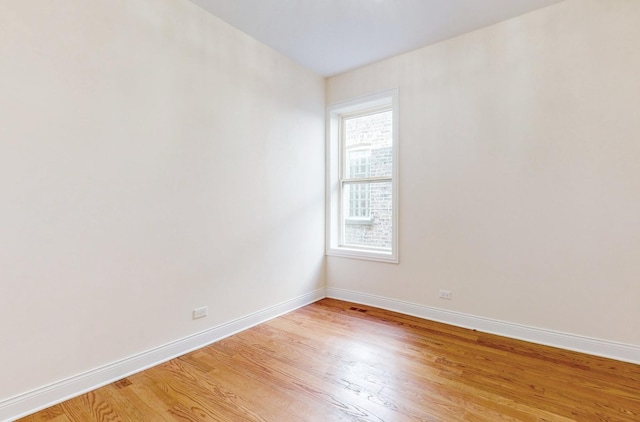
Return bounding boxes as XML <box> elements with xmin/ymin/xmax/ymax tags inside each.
<box><xmin>346</xmin><ymin>148</ymin><xmax>371</xmax><ymax>219</ymax></box>
<box><xmin>326</xmin><ymin>90</ymin><xmax>398</xmax><ymax>263</ymax></box>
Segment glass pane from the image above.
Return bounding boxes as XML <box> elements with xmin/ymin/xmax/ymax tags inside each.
<box><xmin>343</xmin><ymin>181</ymin><xmax>392</xmax><ymax>249</ymax></box>
<box><xmin>344</xmin><ymin>110</ymin><xmax>392</xmax><ymax>178</ymax></box>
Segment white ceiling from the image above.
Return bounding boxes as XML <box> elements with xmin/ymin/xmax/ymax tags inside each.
<box><xmin>189</xmin><ymin>0</ymin><xmax>565</xmax><ymax>77</ymax></box>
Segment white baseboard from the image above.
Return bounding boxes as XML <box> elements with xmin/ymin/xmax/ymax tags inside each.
<box><xmin>326</xmin><ymin>287</ymin><xmax>640</xmax><ymax>366</ymax></box>
<box><xmin>0</xmin><ymin>288</ymin><xmax>325</xmax><ymax>422</ymax></box>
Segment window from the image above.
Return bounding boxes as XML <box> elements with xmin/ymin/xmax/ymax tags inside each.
<box><xmin>326</xmin><ymin>90</ymin><xmax>398</xmax><ymax>263</ymax></box>
<box><xmin>346</xmin><ymin>149</ymin><xmax>371</xmax><ymax>219</ymax></box>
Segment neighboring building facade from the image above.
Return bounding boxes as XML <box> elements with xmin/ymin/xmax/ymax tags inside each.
<box><xmin>344</xmin><ymin>110</ymin><xmax>393</xmax><ymax>249</ymax></box>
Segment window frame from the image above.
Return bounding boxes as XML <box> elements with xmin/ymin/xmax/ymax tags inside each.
<box><xmin>326</xmin><ymin>89</ymin><xmax>399</xmax><ymax>263</ymax></box>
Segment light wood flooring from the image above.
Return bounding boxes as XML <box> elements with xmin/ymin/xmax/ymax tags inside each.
<box><xmin>19</xmin><ymin>298</ymin><xmax>640</xmax><ymax>421</ymax></box>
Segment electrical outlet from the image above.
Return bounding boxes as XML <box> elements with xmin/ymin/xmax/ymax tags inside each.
<box><xmin>439</xmin><ymin>290</ymin><xmax>452</xmax><ymax>300</ymax></box>
<box><xmin>193</xmin><ymin>306</ymin><xmax>208</xmax><ymax>319</ymax></box>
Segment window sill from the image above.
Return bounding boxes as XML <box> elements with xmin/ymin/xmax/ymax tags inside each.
<box><xmin>345</xmin><ymin>218</ymin><xmax>373</xmax><ymax>226</ymax></box>
<box><xmin>326</xmin><ymin>246</ymin><xmax>398</xmax><ymax>263</ymax></box>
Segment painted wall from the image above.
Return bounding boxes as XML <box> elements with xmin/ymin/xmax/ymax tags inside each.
<box><xmin>0</xmin><ymin>0</ymin><xmax>325</xmax><ymax>401</ymax></box>
<box><xmin>326</xmin><ymin>0</ymin><xmax>640</xmax><ymax>347</ymax></box>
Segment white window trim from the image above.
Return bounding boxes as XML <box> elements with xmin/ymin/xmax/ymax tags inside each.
<box><xmin>326</xmin><ymin>89</ymin><xmax>399</xmax><ymax>263</ymax></box>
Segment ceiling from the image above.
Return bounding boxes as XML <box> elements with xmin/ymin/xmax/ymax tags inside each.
<box><xmin>189</xmin><ymin>0</ymin><xmax>565</xmax><ymax>77</ymax></box>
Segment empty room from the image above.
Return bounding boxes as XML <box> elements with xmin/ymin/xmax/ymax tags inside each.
<box><xmin>1</xmin><ymin>0</ymin><xmax>639</xmax><ymax>420</ymax></box>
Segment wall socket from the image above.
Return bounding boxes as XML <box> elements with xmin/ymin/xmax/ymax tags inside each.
<box><xmin>439</xmin><ymin>290</ymin><xmax>452</xmax><ymax>300</ymax></box>
<box><xmin>193</xmin><ymin>306</ymin><xmax>208</xmax><ymax>319</ymax></box>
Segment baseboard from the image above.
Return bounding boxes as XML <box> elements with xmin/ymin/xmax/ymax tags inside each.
<box><xmin>326</xmin><ymin>287</ymin><xmax>640</xmax><ymax>366</ymax></box>
<box><xmin>0</xmin><ymin>288</ymin><xmax>326</xmax><ymax>422</ymax></box>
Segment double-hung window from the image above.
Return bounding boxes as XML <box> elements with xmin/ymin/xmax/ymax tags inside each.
<box><xmin>326</xmin><ymin>90</ymin><xmax>398</xmax><ymax>263</ymax></box>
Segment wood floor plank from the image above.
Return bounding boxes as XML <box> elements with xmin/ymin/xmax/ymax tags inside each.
<box><xmin>18</xmin><ymin>299</ymin><xmax>640</xmax><ymax>421</ymax></box>
<box><xmin>58</xmin><ymin>394</ymin><xmax>100</xmax><ymax>421</ymax></box>
<box><xmin>17</xmin><ymin>404</ymin><xmax>71</xmax><ymax>422</ymax></box>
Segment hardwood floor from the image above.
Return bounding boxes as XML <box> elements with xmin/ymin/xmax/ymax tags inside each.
<box><xmin>19</xmin><ymin>298</ymin><xmax>640</xmax><ymax>421</ymax></box>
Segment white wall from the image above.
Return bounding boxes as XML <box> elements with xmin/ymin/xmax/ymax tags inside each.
<box><xmin>0</xmin><ymin>0</ymin><xmax>325</xmax><ymax>401</ymax></box>
<box><xmin>326</xmin><ymin>0</ymin><xmax>640</xmax><ymax>347</ymax></box>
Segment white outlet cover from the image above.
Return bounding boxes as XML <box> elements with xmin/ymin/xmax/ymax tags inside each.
<box><xmin>439</xmin><ymin>290</ymin><xmax>452</xmax><ymax>300</ymax></box>
<box><xmin>193</xmin><ymin>306</ymin><xmax>208</xmax><ymax>319</ymax></box>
